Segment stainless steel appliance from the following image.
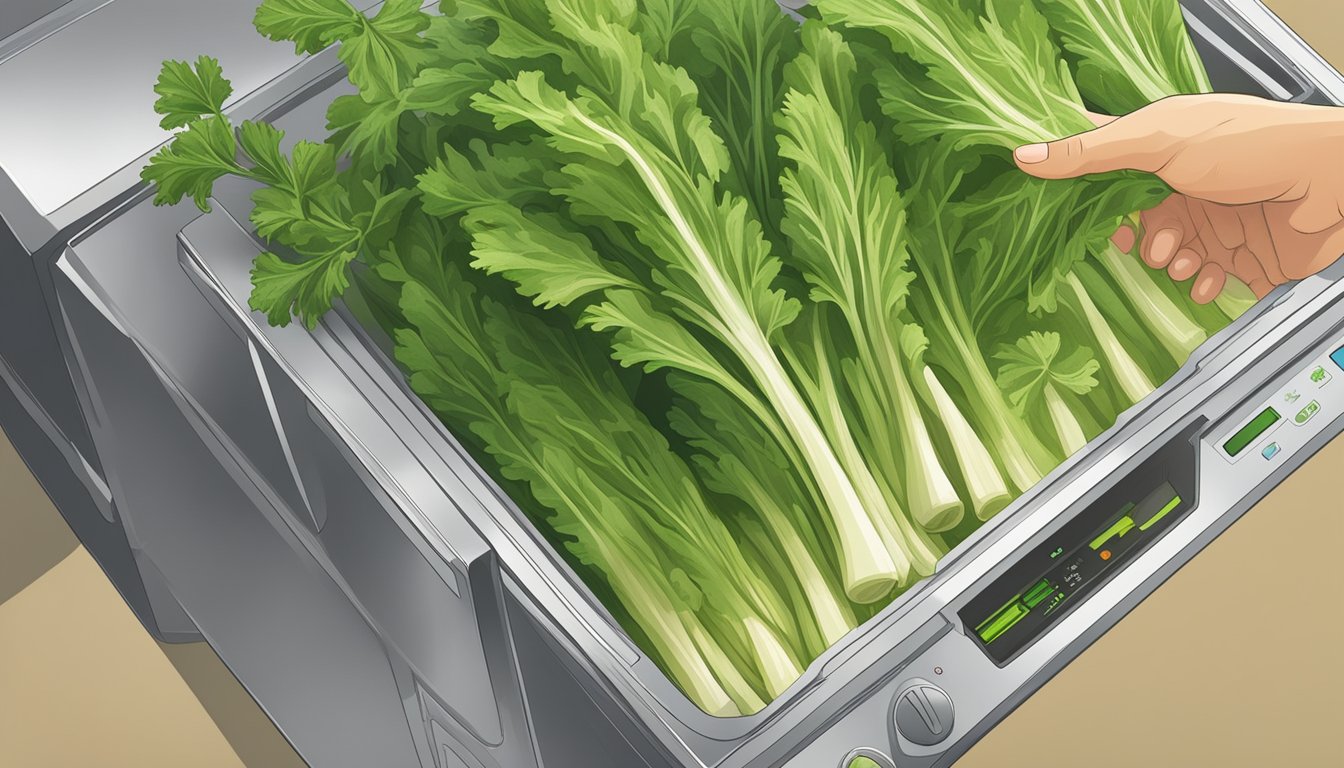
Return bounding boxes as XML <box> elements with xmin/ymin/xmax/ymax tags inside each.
<box><xmin>2</xmin><ymin>2</ymin><xmax>1341</xmax><ymax>766</ymax></box>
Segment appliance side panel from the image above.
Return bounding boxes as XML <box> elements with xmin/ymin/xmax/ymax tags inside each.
<box><xmin>506</xmin><ymin>588</ymin><xmax>670</xmax><ymax>768</ymax></box>
<box><xmin>0</xmin><ymin>219</ymin><xmax>101</xmax><ymax>479</ymax></box>
<box><xmin>52</xmin><ymin>255</ymin><xmax>425</xmax><ymax>768</ymax></box>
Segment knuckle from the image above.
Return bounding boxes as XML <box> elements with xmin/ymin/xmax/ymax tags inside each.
<box><xmin>1061</xmin><ymin>135</ymin><xmax>1087</xmax><ymax>161</ymax></box>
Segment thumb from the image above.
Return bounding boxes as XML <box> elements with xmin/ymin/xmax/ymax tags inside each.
<box><xmin>1013</xmin><ymin>107</ymin><xmax>1181</xmax><ymax>179</ymax></box>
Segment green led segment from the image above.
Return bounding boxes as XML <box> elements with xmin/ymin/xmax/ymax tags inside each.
<box><xmin>977</xmin><ymin>600</ymin><xmax>1029</xmax><ymax>644</ymax></box>
<box><xmin>1023</xmin><ymin>579</ymin><xmax>1054</xmax><ymax>609</ymax></box>
<box><xmin>1139</xmin><ymin>495</ymin><xmax>1182</xmax><ymax>531</ymax></box>
<box><xmin>1223</xmin><ymin>408</ymin><xmax>1280</xmax><ymax>456</ymax></box>
<box><xmin>1089</xmin><ymin>515</ymin><xmax>1135</xmax><ymax>550</ymax></box>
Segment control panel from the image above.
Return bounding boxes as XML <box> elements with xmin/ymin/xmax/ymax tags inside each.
<box><xmin>1217</xmin><ymin>346</ymin><xmax>1344</xmax><ymax>467</ymax></box>
<box><xmin>961</xmin><ymin>341</ymin><xmax>1344</xmax><ymax>668</ymax></box>
<box><xmin>959</xmin><ymin>423</ymin><xmax>1200</xmax><ymax>665</ymax></box>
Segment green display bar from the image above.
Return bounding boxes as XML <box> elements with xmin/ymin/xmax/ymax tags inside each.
<box><xmin>1139</xmin><ymin>495</ymin><xmax>1182</xmax><ymax>531</ymax></box>
<box><xmin>1223</xmin><ymin>408</ymin><xmax>1280</xmax><ymax>456</ymax></box>
<box><xmin>1089</xmin><ymin>515</ymin><xmax>1135</xmax><ymax>550</ymax></box>
<box><xmin>1023</xmin><ymin>579</ymin><xmax>1054</xmax><ymax>609</ymax></box>
<box><xmin>977</xmin><ymin>601</ymin><xmax>1029</xmax><ymax>644</ymax></box>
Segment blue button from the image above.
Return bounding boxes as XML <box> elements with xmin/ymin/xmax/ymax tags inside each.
<box><xmin>1262</xmin><ymin>442</ymin><xmax>1281</xmax><ymax>460</ymax></box>
<box><xmin>1332</xmin><ymin>346</ymin><xmax>1344</xmax><ymax>371</ymax></box>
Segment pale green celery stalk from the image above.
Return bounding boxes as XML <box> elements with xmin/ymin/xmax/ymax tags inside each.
<box><xmin>736</xmin><ymin>476</ymin><xmax>857</xmax><ymax>648</ymax></box>
<box><xmin>668</xmin><ymin>381</ymin><xmax>857</xmax><ymax>654</ymax></box>
<box><xmin>1215</xmin><ymin>276</ymin><xmax>1258</xmax><ymax>320</ymax></box>
<box><xmin>471</xmin><ymin>16</ymin><xmax>903</xmax><ymax>601</ymax></box>
<box><xmin>789</xmin><ymin>317</ymin><xmax>932</xmax><ymax>582</ymax></box>
<box><xmin>836</xmin><ymin>340</ymin><xmax>964</xmax><ymax>535</ymax></box>
<box><xmin>770</xmin><ymin>522</ymin><xmax>856</xmax><ymax>648</ymax></box>
<box><xmin>594</xmin><ymin>539</ymin><xmax>741</xmax><ymax>716</ymax></box>
<box><xmin>874</xmin><ymin>326</ymin><xmax>965</xmax><ymax>531</ymax></box>
<box><xmin>776</xmin><ymin>23</ymin><xmax>963</xmax><ymax>533</ymax></box>
<box><xmin>1043</xmin><ymin>384</ymin><xmax>1088</xmax><ymax>455</ymax></box>
<box><xmin>1062</xmin><ymin>271</ymin><xmax>1155</xmax><ymax>404</ymax></box>
<box><xmin>744</xmin><ymin>616</ymin><xmax>804</xmax><ymax>699</ymax></box>
<box><xmin>943</xmin><ymin>319</ymin><xmax>1051</xmax><ymax>493</ymax></box>
<box><xmin>684</xmin><ymin>615</ymin><xmax>763</xmax><ymax>714</ymax></box>
<box><xmin>840</xmin><ymin>389</ymin><xmax>949</xmax><ymax>575</ymax></box>
<box><xmin>1096</xmin><ymin>243</ymin><xmax>1206</xmax><ymax>362</ymax></box>
<box><xmin>920</xmin><ymin>367</ymin><xmax>1013</xmax><ymax>519</ymax></box>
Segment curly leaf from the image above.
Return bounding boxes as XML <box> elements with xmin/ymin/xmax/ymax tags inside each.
<box><xmin>464</xmin><ymin>205</ymin><xmax>637</xmax><ymax>309</ymax></box>
<box><xmin>253</xmin><ymin>0</ymin><xmax>363</xmax><ymax>54</ymax></box>
<box><xmin>994</xmin><ymin>330</ymin><xmax>1100</xmax><ymax>409</ymax></box>
<box><xmin>153</xmin><ymin>56</ymin><xmax>233</xmax><ymax>129</ymax></box>
<box><xmin>141</xmin><ymin>116</ymin><xmax>239</xmax><ymax>211</ymax></box>
<box><xmin>248</xmin><ymin>249</ymin><xmax>357</xmax><ymax>329</ymax></box>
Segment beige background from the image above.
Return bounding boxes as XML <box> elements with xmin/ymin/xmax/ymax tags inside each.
<box><xmin>3</xmin><ymin>2</ymin><xmax>1344</xmax><ymax>767</ymax></box>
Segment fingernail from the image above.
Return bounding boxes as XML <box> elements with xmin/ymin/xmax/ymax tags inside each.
<box><xmin>1014</xmin><ymin>143</ymin><xmax>1049</xmax><ymax>164</ymax></box>
<box><xmin>1170</xmin><ymin>252</ymin><xmax>1199</xmax><ymax>280</ymax></box>
<box><xmin>1148</xmin><ymin>228</ymin><xmax>1181</xmax><ymax>267</ymax></box>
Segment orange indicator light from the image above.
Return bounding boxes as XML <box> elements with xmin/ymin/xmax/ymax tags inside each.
<box><xmin>1100</xmin><ymin>550</ymin><xmax>1112</xmax><ymax>561</ymax></box>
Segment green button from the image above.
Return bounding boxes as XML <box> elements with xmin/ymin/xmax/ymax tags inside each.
<box><xmin>1293</xmin><ymin>400</ymin><xmax>1320</xmax><ymax>426</ymax></box>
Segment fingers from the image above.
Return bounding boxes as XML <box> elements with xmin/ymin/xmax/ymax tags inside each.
<box><xmin>1191</xmin><ymin>262</ymin><xmax>1227</xmax><ymax>304</ymax></box>
<box><xmin>1145</xmin><ymin>228</ymin><xmax>1182</xmax><ymax>268</ymax></box>
<box><xmin>1236</xmin><ymin>205</ymin><xmax>1287</xmax><ymax>285</ymax></box>
<box><xmin>1139</xmin><ymin>196</ymin><xmax>1195</xmax><ymax>268</ymax></box>
<box><xmin>1201</xmin><ymin>202</ymin><xmax>1245</xmax><ymax>252</ymax></box>
<box><xmin>1111</xmin><ymin>226</ymin><xmax>1136</xmax><ymax>252</ymax></box>
<box><xmin>1169</xmin><ymin>247</ymin><xmax>1204</xmax><ymax>281</ymax></box>
<box><xmin>1232</xmin><ymin>246</ymin><xmax>1274</xmax><ymax>298</ymax></box>
<box><xmin>1014</xmin><ymin>106</ymin><xmax>1182</xmax><ymax>179</ymax></box>
<box><xmin>1188</xmin><ymin>200</ymin><xmax>1238</xmax><ymax>270</ymax></box>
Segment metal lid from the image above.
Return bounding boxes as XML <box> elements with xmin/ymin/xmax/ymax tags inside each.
<box><xmin>0</xmin><ymin>0</ymin><xmax>307</xmax><ymax>218</ymax></box>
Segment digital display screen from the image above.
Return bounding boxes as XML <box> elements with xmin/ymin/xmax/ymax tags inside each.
<box><xmin>1222</xmin><ymin>407</ymin><xmax>1280</xmax><ymax>456</ymax></box>
<box><xmin>959</xmin><ymin>423</ymin><xmax>1201</xmax><ymax>665</ymax></box>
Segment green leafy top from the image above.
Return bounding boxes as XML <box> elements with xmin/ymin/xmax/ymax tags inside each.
<box><xmin>468</xmin><ymin>2</ymin><xmax>801</xmax><ymax>353</ymax></box>
<box><xmin>255</xmin><ymin>0</ymin><xmax>429</xmax><ymax>98</ymax></box>
<box><xmin>777</xmin><ymin>22</ymin><xmax>913</xmax><ymax>323</ymax></box>
<box><xmin>993</xmin><ymin>330</ymin><xmax>1100</xmax><ymax>411</ymax></box>
<box><xmin>1035</xmin><ymin>0</ymin><xmax>1211</xmax><ymax>114</ymax></box>
<box><xmin>654</xmin><ymin>0</ymin><xmax>801</xmax><ymax>233</ymax></box>
<box><xmin>817</xmin><ymin>0</ymin><xmax>1093</xmax><ymax>150</ymax></box>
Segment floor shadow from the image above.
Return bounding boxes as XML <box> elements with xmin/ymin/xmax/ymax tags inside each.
<box><xmin>158</xmin><ymin>640</ymin><xmax>309</xmax><ymax>768</ymax></box>
<box><xmin>0</xmin><ymin>425</ymin><xmax>79</xmax><ymax>605</ymax></box>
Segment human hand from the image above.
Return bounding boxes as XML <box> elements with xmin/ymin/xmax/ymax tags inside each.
<box><xmin>1013</xmin><ymin>94</ymin><xmax>1344</xmax><ymax>303</ymax></box>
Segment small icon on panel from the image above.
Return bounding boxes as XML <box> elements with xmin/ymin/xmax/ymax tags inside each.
<box><xmin>1284</xmin><ymin>390</ymin><xmax>1302</xmax><ymax>404</ymax></box>
<box><xmin>1311</xmin><ymin>366</ymin><xmax>1331</xmax><ymax>386</ymax></box>
<box><xmin>1293</xmin><ymin>401</ymin><xmax>1320</xmax><ymax>426</ymax></box>
<box><xmin>1261</xmin><ymin>442</ymin><xmax>1281</xmax><ymax>460</ymax></box>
